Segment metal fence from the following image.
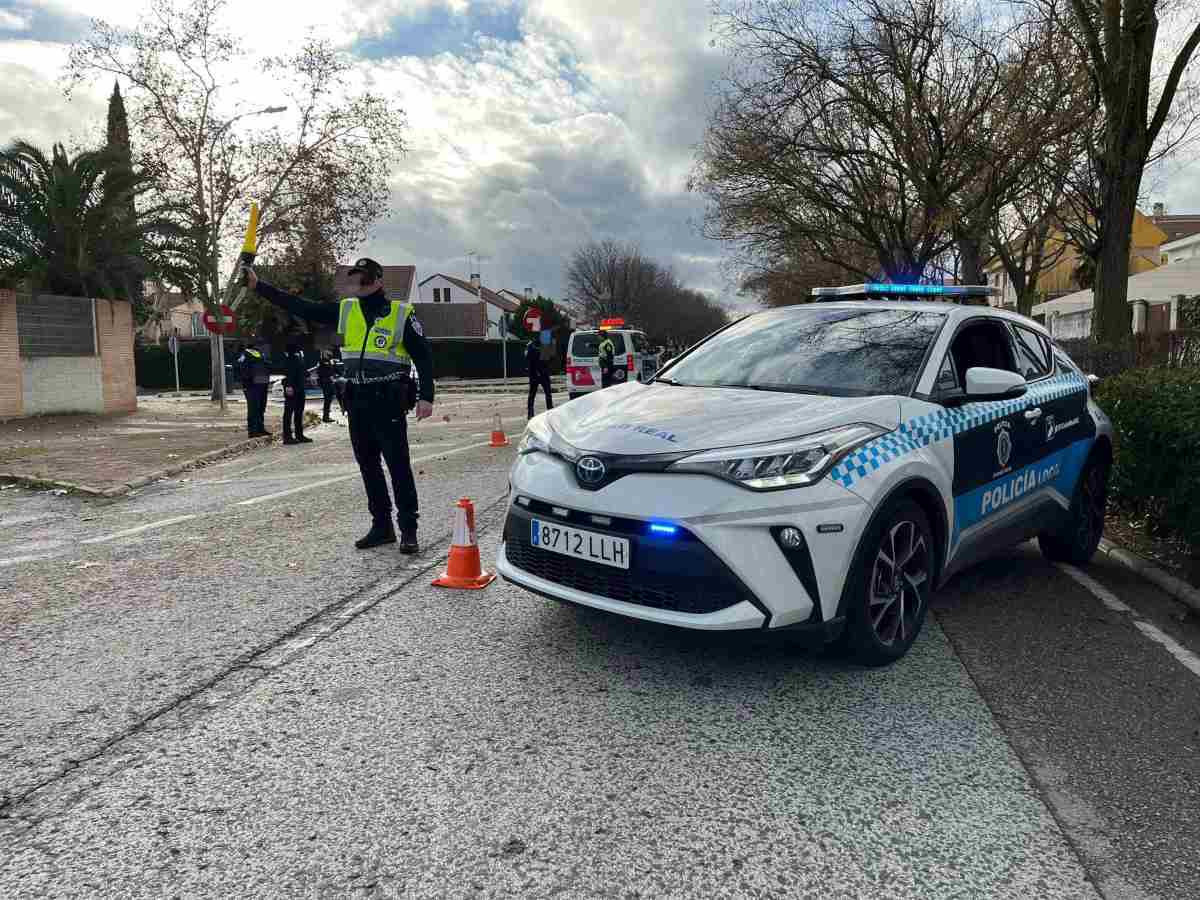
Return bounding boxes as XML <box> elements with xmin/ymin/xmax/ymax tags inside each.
<box><xmin>16</xmin><ymin>293</ymin><xmax>96</xmax><ymax>358</ymax></box>
<box><xmin>1056</xmin><ymin>330</ymin><xmax>1200</xmax><ymax>377</ymax></box>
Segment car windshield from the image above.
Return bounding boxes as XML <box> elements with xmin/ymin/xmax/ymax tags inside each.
<box><xmin>572</xmin><ymin>332</ymin><xmax>627</xmax><ymax>356</ymax></box>
<box><xmin>663</xmin><ymin>307</ymin><xmax>946</xmax><ymax>396</ymax></box>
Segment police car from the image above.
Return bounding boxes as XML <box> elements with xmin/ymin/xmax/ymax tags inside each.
<box><xmin>497</xmin><ymin>283</ymin><xmax>1114</xmax><ymax>665</ymax></box>
<box><xmin>565</xmin><ymin>319</ymin><xmax>660</xmax><ymax>399</ymax></box>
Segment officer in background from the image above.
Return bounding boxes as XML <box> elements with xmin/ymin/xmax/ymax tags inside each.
<box><xmin>237</xmin><ymin>339</ymin><xmax>271</xmax><ymax>438</ymax></box>
<box><xmin>526</xmin><ymin>336</ymin><xmax>553</xmax><ymax>419</ymax></box>
<box><xmin>598</xmin><ymin>332</ymin><xmax>616</xmax><ymax>389</ymax></box>
<box><xmin>244</xmin><ymin>258</ymin><xmax>434</xmax><ymax>553</ymax></box>
<box><xmin>282</xmin><ymin>340</ymin><xmax>312</xmax><ymax>445</ymax></box>
<box><xmin>317</xmin><ymin>349</ymin><xmax>337</xmax><ymax>422</ymax></box>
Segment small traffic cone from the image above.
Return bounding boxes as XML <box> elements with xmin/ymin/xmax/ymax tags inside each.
<box><xmin>432</xmin><ymin>498</ymin><xmax>496</xmax><ymax>590</ymax></box>
<box><xmin>489</xmin><ymin>413</ymin><xmax>509</xmax><ymax>447</ymax></box>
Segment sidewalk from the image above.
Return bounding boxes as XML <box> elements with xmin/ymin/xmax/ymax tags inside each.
<box><xmin>0</xmin><ymin>396</ymin><xmax>284</xmax><ymax>497</ymax></box>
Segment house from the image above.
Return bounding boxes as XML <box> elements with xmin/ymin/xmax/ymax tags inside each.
<box><xmin>1033</xmin><ymin>256</ymin><xmax>1200</xmax><ymax>338</ymax></box>
<box><xmin>139</xmin><ymin>281</ymin><xmax>208</xmax><ymax>344</ymax></box>
<box><xmin>1150</xmin><ymin>203</ymin><xmax>1200</xmax><ymax>248</ymax></box>
<box><xmin>1160</xmin><ymin>230</ymin><xmax>1200</xmax><ymax>265</ymax></box>
<box><xmin>984</xmin><ymin>208</ymin><xmax>1173</xmax><ymax>310</ymax></box>
<box><xmin>416</xmin><ymin>273</ymin><xmax>520</xmax><ymax>340</ymax></box>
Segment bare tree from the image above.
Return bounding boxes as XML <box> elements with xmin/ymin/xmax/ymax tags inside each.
<box><xmin>1035</xmin><ymin>0</ymin><xmax>1200</xmax><ymax>341</ymax></box>
<box><xmin>565</xmin><ymin>240</ymin><xmax>668</xmax><ymax>322</ymax></box>
<box><xmin>694</xmin><ymin>0</ymin><xmax>1090</xmax><ymax>288</ymax></box>
<box><xmin>64</xmin><ymin>0</ymin><xmax>406</xmax><ymax>392</ymax></box>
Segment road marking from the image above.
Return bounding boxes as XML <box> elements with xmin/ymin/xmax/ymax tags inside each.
<box><xmin>235</xmin><ymin>441</ymin><xmax>493</xmax><ymax>507</ymax></box>
<box><xmin>1058</xmin><ymin>562</ymin><xmax>1200</xmax><ymax>681</ymax></box>
<box><xmin>81</xmin><ymin>514</ymin><xmax>200</xmax><ymax>545</ymax></box>
<box><xmin>1056</xmin><ymin>564</ymin><xmax>1133</xmax><ymax>614</ymax></box>
<box><xmin>1133</xmin><ymin>621</ymin><xmax>1200</xmax><ymax>679</ymax></box>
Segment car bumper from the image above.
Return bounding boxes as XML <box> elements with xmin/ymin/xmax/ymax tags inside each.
<box><xmin>500</xmin><ymin>451</ymin><xmax>870</xmax><ymax>630</ymax></box>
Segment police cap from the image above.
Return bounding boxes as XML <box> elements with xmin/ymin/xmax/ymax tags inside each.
<box><xmin>348</xmin><ymin>257</ymin><xmax>384</xmax><ymax>280</ymax></box>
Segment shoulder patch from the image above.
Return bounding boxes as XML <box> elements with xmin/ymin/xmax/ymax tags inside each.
<box><xmin>410</xmin><ymin>316</ymin><xmax>424</xmax><ymax>337</ymax></box>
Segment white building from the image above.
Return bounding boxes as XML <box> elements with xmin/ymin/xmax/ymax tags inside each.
<box><xmin>416</xmin><ymin>274</ymin><xmax>519</xmax><ymax>340</ymax></box>
<box><xmin>1160</xmin><ymin>231</ymin><xmax>1200</xmax><ymax>265</ymax></box>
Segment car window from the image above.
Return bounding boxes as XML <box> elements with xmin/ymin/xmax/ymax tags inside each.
<box><xmin>662</xmin><ymin>307</ymin><xmax>946</xmax><ymax>397</ymax></box>
<box><xmin>570</xmin><ymin>332</ymin><xmax>626</xmax><ymax>356</ymax></box>
<box><xmin>948</xmin><ymin>321</ymin><xmax>1019</xmax><ymax>385</ymax></box>
<box><xmin>631</xmin><ymin>333</ymin><xmax>649</xmax><ymax>353</ymax></box>
<box><xmin>933</xmin><ymin>354</ymin><xmax>959</xmax><ymax>393</ymax></box>
<box><xmin>1010</xmin><ymin>325</ymin><xmax>1051</xmax><ymax>381</ymax></box>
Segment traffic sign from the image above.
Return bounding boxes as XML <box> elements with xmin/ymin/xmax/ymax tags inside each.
<box><xmin>523</xmin><ymin>307</ymin><xmax>542</xmax><ymax>332</ymax></box>
<box><xmin>167</xmin><ymin>334</ymin><xmax>178</xmax><ymax>355</ymax></box>
<box><xmin>202</xmin><ymin>304</ymin><xmax>237</xmax><ymax>335</ymax></box>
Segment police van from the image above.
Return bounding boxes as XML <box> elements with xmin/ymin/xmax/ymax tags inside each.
<box><xmin>499</xmin><ymin>283</ymin><xmax>1113</xmax><ymax>666</ymax></box>
<box><xmin>565</xmin><ymin>319</ymin><xmax>660</xmax><ymax>400</ymax></box>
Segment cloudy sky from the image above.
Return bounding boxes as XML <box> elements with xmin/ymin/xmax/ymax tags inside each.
<box><xmin>1</xmin><ymin>0</ymin><xmax>1198</xmax><ymax>307</ymax></box>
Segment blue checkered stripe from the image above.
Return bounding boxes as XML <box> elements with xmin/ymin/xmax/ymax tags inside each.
<box><xmin>829</xmin><ymin>373</ymin><xmax>1087</xmax><ymax>489</ymax></box>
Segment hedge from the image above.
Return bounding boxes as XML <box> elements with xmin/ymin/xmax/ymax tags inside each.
<box><xmin>135</xmin><ymin>341</ymin><xmax>214</xmax><ymax>390</ymax></box>
<box><xmin>1095</xmin><ymin>365</ymin><xmax>1200</xmax><ymax>545</ymax></box>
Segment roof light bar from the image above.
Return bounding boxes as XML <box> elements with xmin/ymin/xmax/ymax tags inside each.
<box><xmin>811</xmin><ymin>283</ymin><xmax>999</xmax><ymax>300</ymax></box>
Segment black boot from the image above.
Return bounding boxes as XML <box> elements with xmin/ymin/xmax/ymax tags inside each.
<box><xmin>399</xmin><ymin>527</ymin><xmax>419</xmax><ymax>554</ymax></box>
<box><xmin>355</xmin><ymin>523</ymin><xmax>397</xmax><ymax>550</ymax></box>
<box><xmin>297</xmin><ymin>436</ymin><xmax>314</xmax><ymax>443</ymax></box>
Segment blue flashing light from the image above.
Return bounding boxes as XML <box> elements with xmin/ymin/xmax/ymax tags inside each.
<box><xmin>866</xmin><ymin>282</ymin><xmax>948</xmax><ymax>295</ymax></box>
<box><xmin>649</xmin><ymin>522</ymin><xmax>679</xmax><ymax>536</ymax></box>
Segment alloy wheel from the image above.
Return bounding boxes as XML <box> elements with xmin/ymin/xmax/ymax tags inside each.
<box><xmin>869</xmin><ymin>519</ymin><xmax>930</xmax><ymax>647</ymax></box>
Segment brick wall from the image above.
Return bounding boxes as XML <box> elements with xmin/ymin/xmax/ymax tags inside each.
<box><xmin>97</xmin><ymin>299</ymin><xmax>137</xmax><ymax>413</ymax></box>
<box><xmin>0</xmin><ymin>290</ymin><xmax>20</xmax><ymax>418</ymax></box>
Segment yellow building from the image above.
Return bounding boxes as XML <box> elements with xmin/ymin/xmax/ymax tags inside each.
<box><xmin>984</xmin><ymin>209</ymin><xmax>1169</xmax><ymax>310</ymax></box>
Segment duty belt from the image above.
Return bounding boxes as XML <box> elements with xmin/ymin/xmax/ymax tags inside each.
<box><xmin>336</xmin><ymin>371</ymin><xmax>410</xmax><ymax>386</ymax></box>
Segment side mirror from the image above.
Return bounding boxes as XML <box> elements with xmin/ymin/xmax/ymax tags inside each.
<box><xmin>943</xmin><ymin>367</ymin><xmax>1027</xmax><ymax>406</ymax></box>
<box><xmin>1087</xmin><ymin>373</ymin><xmax>1100</xmax><ymax>386</ymax></box>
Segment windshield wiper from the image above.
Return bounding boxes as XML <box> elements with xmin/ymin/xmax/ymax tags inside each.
<box><xmin>653</xmin><ymin>376</ymin><xmax>686</xmax><ymax>386</ymax></box>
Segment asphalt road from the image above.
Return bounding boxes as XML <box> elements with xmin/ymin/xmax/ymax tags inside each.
<box><xmin>1</xmin><ymin>392</ymin><xmax>1198</xmax><ymax>899</ymax></box>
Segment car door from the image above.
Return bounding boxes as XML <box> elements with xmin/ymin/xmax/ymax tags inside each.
<box><xmin>934</xmin><ymin>318</ymin><xmax>1046</xmax><ymax>569</ymax></box>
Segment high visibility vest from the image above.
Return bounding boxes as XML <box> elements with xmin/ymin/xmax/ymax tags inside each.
<box><xmin>337</xmin><ymin>297</ymin><xmax>413</xmax><ymax>372</ymax></box>
<box><xmin>598</xmin><ymin>338</ymin><xmax>615</xmax><ymax>364</ymax></box>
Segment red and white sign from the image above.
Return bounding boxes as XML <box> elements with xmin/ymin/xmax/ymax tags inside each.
<box><xmin>523</xmin><ymin>307</ymin><xmax>543</xmax><ymax>332</ymax></box>
<box><xmin>202</xmin><ymin>304</ymin><xmax>237</xmax><ymax>335</ymax></box>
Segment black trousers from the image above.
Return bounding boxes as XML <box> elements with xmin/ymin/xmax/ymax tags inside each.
<box><xmin>527</xmin><ymin>372</ymin><xmax>553</xmax><ymax>418</ymax></box>
<box><xmin>600</xmin><ymin>366</ymin><xmax>615</xmax><ymax>389</ymax></box>
<box><xmin>321</xmin><ymin>381</ymin><xmax>335</xmax><ymax>419</ymax></box>
<box><xmin>284</xmin><ymin>387</ymin><xmax>306</xmax><ymax>440</ymax></box>
<box><xmin>349</xmin><ymin>404</ymin><xmax>418</xmax><ymax>531</ymax></box>
<box><xmin>244</xmin><ymin>383</ymin><xmax>268</xmax><ymax>435</ymax></box>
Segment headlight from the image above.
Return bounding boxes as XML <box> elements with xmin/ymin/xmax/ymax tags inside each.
<box><xmin>667</xmin><ymin>424</ymin><xmax>887</xmax><ymax>490</ymax></box>
<box><xmin>518</xmin><ymin>416</ymin><xmax>553</xmax><ymax>455</ymax></box>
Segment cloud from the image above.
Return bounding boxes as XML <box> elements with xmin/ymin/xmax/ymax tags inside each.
<box><xmin>0</xmin><ymin>1</ymin><xmax>91</xmax><ymax>43</ymax></box>
<box><xmin>354</xmin><ymin>0</ymin><xmax>523</xmax><ymax>59</ymax></box>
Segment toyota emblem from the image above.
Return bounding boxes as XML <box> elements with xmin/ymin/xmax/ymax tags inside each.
<box><xmin>576</xmin><ymin>456</ymin><xmax>607</xmax><ymax>486</ymax></box>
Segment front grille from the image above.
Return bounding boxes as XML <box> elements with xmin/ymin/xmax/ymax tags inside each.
<box><xmin>503</xmin><ymin>508</ymin><xmax>758</xmax><ymax>616</ymax></box>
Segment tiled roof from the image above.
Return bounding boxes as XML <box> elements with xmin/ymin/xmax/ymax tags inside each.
<box><xmin>411</xmin><ymin>302</ymin><xmax>486</xmax><ymax>338</ymax></box>
<box><xmin>420</xmin><ymin>274</ymin><xmax>520</xmax><ymax>312</ymax></box>
<box><xmin>335</xmin><ymin>264</ymin><xmax>416</xmax><ymax>301</ymax></box>
<box><xmin>1152</xmin><ymin>215</ymin><xmax>1200</xmax><ymax>243</ymax></box>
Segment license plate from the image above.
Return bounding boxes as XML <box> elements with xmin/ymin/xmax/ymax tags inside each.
<box><xmin>531</xmin><ymin>519</ymin><xmax>630</xmax><ymax>570</ymax></box>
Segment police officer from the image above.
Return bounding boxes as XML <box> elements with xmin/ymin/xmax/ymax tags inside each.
<box><xmin>598</xmin><ymin>332</ymin><xmax>616</xmax><ymax>389</ymax></box>
<box><xmin>526</xmin><ymin>337</ymin><xmax>553</xmax><ymax>419</ymax></box>
<box><xmin>282</xmin><ymin>340</ymin><xmax>312</xmax><ymax>445</ymax></box>
<box><xmin>244</xmin><ymin>258</ymin><xmax>433</xmax><ymax>553</ymax></box>
<box><xmin>237</xmin><ymin>339</ymin><xmax>271</xmax><ymax>438</ymax></box>
<box><xmin>317</xmin><ymin>349</ymin><xmax>337</xmax><ymax>422</ymax></box>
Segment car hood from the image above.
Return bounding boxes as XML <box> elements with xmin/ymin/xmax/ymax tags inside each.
<box><xmin>548</xmin><ymin>382</ymin><xmax>902</xmax><ymax>455</ymax></box>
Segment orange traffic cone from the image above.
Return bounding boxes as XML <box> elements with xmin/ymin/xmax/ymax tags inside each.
<box><xmin>432</xmin><ymin>498</ymin><xmax>496</xmax><ymax>590</ymax></box>
<box><xmin>489</xmin><ymin>413</ymin><xmax>509</xmax><ymax>447</ymax></box>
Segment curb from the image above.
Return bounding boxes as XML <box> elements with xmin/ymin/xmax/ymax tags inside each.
<box><xmin>1097</xmin><ymin>537</ymin><xmax>1200</xmax><ymax>615</ymax></box>
<box><xmin>1</xmin><ymin>435</ymin><xmax>275</xmax><ymax>499</ymax></box>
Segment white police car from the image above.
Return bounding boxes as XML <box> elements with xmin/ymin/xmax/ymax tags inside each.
<box><xmin>498</xmin><ymin>284</ymin><xmax>1113</xmax><ymax>665</ymax></box>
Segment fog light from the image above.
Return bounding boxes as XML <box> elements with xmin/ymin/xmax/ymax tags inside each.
<box><xmin>779</xmin><ymin>527</ymin><xmax>803</xmax><ymax>549</ymax></box>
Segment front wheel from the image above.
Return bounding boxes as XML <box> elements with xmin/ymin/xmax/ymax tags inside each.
<box><xmin>1038</xmin><ymin>456</ymin><xmax>1108</xmax><ymax>565</ymax></box>
<box><xmin>837</xmin><ymin>500</ymin><xmax>934</xmax><ymax>667</ymax></box>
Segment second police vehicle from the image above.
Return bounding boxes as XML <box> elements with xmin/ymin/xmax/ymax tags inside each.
<box><xmin>498</xmin><ymin>283</ymin><xmax>1113</xmax><ymax>665</ymax></box>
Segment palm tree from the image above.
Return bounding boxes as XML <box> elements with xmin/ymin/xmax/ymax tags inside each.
<box><xmin>0</xmin><ymin>140</ymin><xmax>192</xmax><ymax>315</ymax></box>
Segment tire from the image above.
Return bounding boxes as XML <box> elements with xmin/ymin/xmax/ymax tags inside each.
<box><xmin>1038</xmin><ymin>456</ymin><xmax>1108</xmax><ymax>565</ymax></box>
<box><xmin>835</xmin><ymin>499</ymin><xmax>935</xmax><ymax>667</ymax></box>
